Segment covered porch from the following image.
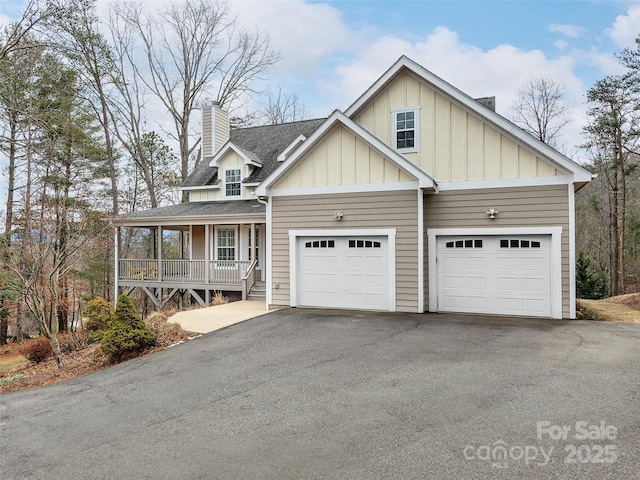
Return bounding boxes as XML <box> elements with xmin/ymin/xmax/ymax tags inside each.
<box><xmin>114</xmin><ymin>200</ymin><xmax>266</xmax><ymax>309</ymax></box>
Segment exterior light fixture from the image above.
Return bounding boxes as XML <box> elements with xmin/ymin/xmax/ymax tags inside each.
<box><xmin>486</xmin><ymin>208</ymin><xmax>498</xmax><ymax>219</ymax></box>
<box><xmin>335</xmin><ymin>211</ymin><xmax>344</xmax><ymax>221</ymax></box>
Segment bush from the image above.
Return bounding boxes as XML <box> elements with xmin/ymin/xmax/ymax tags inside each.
<box><xmin>101</xmin><ymin>295</ymin><xmax>156</xmax><ymax>361</ymax></box>
<box><xmin>84</xmin><ymin>296</ymin><xmax>114</xmax><ymax>333</ymax></box>
<box><xmin>575</xmin><ymin>301</ymin><xmax>602</xmax><ymax>321</ymax></box>
<box><xmin>19</xmin><ymin>338</ymin><xmax>52</xmax><ymax>363</ymax></box>
<box><xmin>576</xmin><ymin>252</ymin><xmax>608</xmax><ymax>300</ymax></box>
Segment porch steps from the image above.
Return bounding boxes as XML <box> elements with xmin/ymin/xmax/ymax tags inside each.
<box><xmin>248</xmin><ymin>281</ymin><xmax>266</xmax><ymax>300</ymax></box>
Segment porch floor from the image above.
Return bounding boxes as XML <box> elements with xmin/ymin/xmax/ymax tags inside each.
<box><xmin>168</xmin><ymin>300</ymin><xmax>272</xmax><ymax>334</ymax></box>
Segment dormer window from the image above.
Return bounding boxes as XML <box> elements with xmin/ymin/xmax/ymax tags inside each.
<box><xmin>392</xmin><ymin>108</ymin><xmax>420</xmax><ymax>153</ymax></box>
<box><xmin>225</xmin><ymin>168</ymin><xmax>242</xmax><ymax>197</ymax></box>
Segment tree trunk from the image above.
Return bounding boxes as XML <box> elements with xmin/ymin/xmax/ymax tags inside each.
<box><xmin>0</xmin><ymin>315</ymin><xmax>7</xmax><ymax>345</ymax></box>
<box><xmin>15</xmin><ymin>303</ymin><xmax>23</xmax><ymax>343</ymax></box>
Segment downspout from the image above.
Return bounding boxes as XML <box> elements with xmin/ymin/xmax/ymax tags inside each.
<box><xmin>257</xmin><ymin>196</ymin><xmax>270</xmax><ymax>308</ymax></box>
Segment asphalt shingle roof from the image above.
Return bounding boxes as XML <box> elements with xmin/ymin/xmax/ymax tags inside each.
<box><xmin>116</xmin><ymin>200</ymin><xmax>265</xmax><ymax>225</ymax></box>
<box><xmin>181</xmin><ymin>117</ymin><xmax>326</xmax><ymax>188</ymax></box>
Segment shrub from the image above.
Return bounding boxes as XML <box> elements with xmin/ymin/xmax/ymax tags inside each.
<box><xmin>84</xmin><ymin>296</ymin><xmax>114</xmax><ymax>333</ymax></box>
<box><xmin>576</xmin><ymin>252</ymin><xmax>608</xmax><ymax>300</ymax></box>
<box><xmin>101</xmin><ymin>295</ymin><xmax>156</xmax><ymax>361</ymax></box>
<box><xmin>19</xmin><ymin>338</ymin><xmax>52</xmax><ymax>363</ymax></box>
<box><xmin>575</xmin><ymin>301</ymin><xmax>602</xmax><ymax>321</ymax></box>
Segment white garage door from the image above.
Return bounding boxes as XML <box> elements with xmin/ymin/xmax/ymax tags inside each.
<box><xmin>298</xmin><ymin>236</ymin><xmax>388</xmax><ymax>310</ymax></box>
<box><xmin>436</xmin><ymin>235</ymin><xmax>551</xmax><ymax>317</ymax></box>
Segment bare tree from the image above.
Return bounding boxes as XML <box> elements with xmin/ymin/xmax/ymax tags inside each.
<box><xmin>260</xmin><ymin>85</ymin><xmax>308</xmax><ymax>125</ymax></box>
<box><xmin>510</xmin><ymin>76</ymin><xmax>570</xmax><ymax>149</ymax></box>
<box><xmin>583</xmin><ymin>75</ymin><xmax>640</xmax><ymax>295</ymax></box>
<box><xmin>113</xmin><ymin>0</ymin><xmax>279</xmax><ymax>202</ymax></box>
<box><xmin>0</xmin><ymin>0</ymin><xmax>47</xmax><ymax>62</ymax></box>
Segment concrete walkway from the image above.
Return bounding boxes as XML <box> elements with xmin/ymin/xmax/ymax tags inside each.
<box><xmin>168</xmin><ymin>300</ymin><xmax>271</xmax><ymax>334</ymax></box>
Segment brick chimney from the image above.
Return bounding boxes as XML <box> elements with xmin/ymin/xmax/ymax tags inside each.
<box><xmin>201</xmin><ymin>101</ymin><xmax>230</xmax><ymax>161</ymax></box>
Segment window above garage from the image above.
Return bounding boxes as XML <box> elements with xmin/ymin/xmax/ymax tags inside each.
<box><xmin>392</xmin><ymin>107</ymin><xmax>420</xmax><ymax>153</ymax></box>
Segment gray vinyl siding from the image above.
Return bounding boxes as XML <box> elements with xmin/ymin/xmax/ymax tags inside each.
<box><xmin>271</xmin><ymin>190</ymin><xmax>420</xmax><ymax>312</ymax></box>
<box><xmin>423</xmin><ymin>184</ymin><xmax>571</xmax><ymax>318</ymax></box>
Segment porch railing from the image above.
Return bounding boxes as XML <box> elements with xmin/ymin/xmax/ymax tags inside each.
<box><xmin>119</xmin><ymin>259</ymin><xmax>251</xmax><ymax>284</ymax></box>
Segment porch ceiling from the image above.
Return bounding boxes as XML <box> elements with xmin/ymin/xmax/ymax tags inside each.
<box><xmin>115</xmin><ymin>200</ymin><xmax>266</xmax><ymax>227</ymax></box>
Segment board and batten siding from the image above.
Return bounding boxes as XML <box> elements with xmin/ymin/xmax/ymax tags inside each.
<box><xmin>271</xmin><ymin>190</ymin><xmax>420</xmax><ymax>312</ymax></box>
<box><xmin>423</xmin><ymin>184</ymin><xmax>571</xmax><ymax>317</ymax></box>
<box><xmin>273</xmin><ymin>125</ymin><xmax>414</xmax><ymax>190</ymax></box>
<box><xmin>354</xmin><ymin>71</ymin><xmax>563</xmax><ymax>183</ymax></box>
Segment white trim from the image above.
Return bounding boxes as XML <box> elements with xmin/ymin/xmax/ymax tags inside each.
<box><xmin>189</xmin><ymin>225</ymin><xmax>193</xmax><ymax>260</ymax></box>
<box><xmin>255</xmin><ymin>110</ymin><xmax>436</xmax><ymax>196</ymax></box>
<box><xmin>265</xmin><ymin>198</ymin><xmax>273</xmax><ymax>305</ymax></box>
<box><xmin>568</xmin><ymin>184</ymin><xmax>576</xmax><ymax>319</ymax></box>
<box><xmin>269</xmin><ymin>181</ymin><xmax>420</xmax><ymax>197</ymax></box>
<box><xmin>391</xmin><ymin>106</ymin><xmax>420</xmax><ymax>154</ymax></box>
<box><xmin>277</xmin><ymin>134</ymin><xmax>307</xmax><ymax>162</ymax></box>
<box><xmin>289</xmin><ymin>228</ymin><xmax>397</xmax><ymax>312</ymax></box>
<box><xmin>438</xmin><ymin>175</ymin><xmax>574</xmax><ymax>191</ymax></box>
<box><xmin>116</xmin><ymin>214</ymin><xmax>265</xmax><ymax>228</ymax></box>
<box><xmin>209</xmin><ymin>142</ymin><xmax>261</xmax><ymax>168</ymax></box>
<box><xmin>214</xmin><ymin>226</ymin><xmax>238</xmax><ymax>261</ymax></box>
<box><xmin>344</xmin><ymin>56</ymin><xmax>592</xmax><ymax>183</ymax></box>
<box><xmin>223</xmin><ymin>167</ymin><xmax>243</xmax><ymax>199</ymax></box>
<box><xmin>417</xmin><ymin>190</ymin><xmax>424</xmax><ymax>312</ymax></box>
<box><xmin>181</xmin><ymin>184</ymin><xmax>221</xmax><ymax>192</ymax></box>
<box><xmin>427</xmin><ymin>227</ymin><xmax>563</xmax><ymax>319</ymax></box>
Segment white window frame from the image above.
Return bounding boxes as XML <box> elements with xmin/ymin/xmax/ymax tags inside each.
<box><xmin>224</xmin><ymin>167</ymin><xmax>242</xmax><ymax>198</ymax></box>
<box><xmin>391</xmin><ymin>107</ymin><xmax>420</xmax><ymax>153</ymax></box>
<box><xmin>215</xmin><ymin>226</ymin><xmax>237</xmax><ymax>261</ymax></box>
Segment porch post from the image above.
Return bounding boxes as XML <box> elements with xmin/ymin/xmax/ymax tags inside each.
<box><xmin>251</xmin><ymin>223</ymin><xmax>256</xmax><ymax>263</ymax></box>
<box><xmin>114</xmin><ymin>226</ymin><xmax>120</xmax><ymax>307</ymax></box>
<box><xmin>157</xmin><ymin>225</ymin><xmax>163</xmax><ymax>282</ymax></box>
<box><xmin>205</xmin><ymin>224</ymin><xmax>210</xmax><ymax>292</ymax></box>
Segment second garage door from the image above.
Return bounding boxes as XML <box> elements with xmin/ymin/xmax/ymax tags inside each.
<box><xmin>436</xmin><ymin>235</ymin><xmax>552</xmax><ymax>317</ymax></box>
<box><xmin>297</xmin><ymin>236</ymin><xmax>389</xmax><ymax>310</ymax></box>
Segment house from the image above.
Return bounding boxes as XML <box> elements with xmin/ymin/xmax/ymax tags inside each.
<box><xmin>115</xmin><ymin>56</ymin><xmax>593</xmax><ymax>319</ymax></box>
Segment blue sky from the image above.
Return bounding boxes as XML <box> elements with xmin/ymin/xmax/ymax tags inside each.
<box><xmin>1</xmin><ymin>0</ymin><xmax>639</xmax><ymax>206</ymax></box>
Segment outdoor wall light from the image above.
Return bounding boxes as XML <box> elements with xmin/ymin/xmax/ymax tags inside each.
<box><xmin>335</xmin><ymin>211</ymin><xmax>344</xmax><ymax>221</ymax></box>
<box><xmin>486</xmin><ymin>208</ymin><xmax>499</xmax><ymax>219</ymax></box>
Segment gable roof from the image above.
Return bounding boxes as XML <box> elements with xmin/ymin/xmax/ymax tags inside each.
<box><xmin>181</xmin><ymin>118</ymin><xmax>326</xmax><ymax>189</ymax></box>
<box><xmin>345</xmin><ymin>55</ymin><xmax>593</xmax><ymax>183</ymax></box>
<box><xmin>255</xmin><ymin>110</ymin><xmax>437</xmax><ymax>196</ymax></box>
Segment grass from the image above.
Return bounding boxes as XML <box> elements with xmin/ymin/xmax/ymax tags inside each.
<box><xmin>0</xmin><ymin>355</ymin><xmax>29</xmax><ymax>374</ymax></box>
<box><xmin>579</xmin><ymin>293</ymin><xmax>640</xmax><ymax>323</ymax></box>
<box><xmin>0</xmin><ymin>374</ymin><xmax>26</xmax><ymax>386</ymax></box>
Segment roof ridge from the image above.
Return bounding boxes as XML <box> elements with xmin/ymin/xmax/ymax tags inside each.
<box><xmin>233</xmin><ymin>117</ymin><xmax>326</xmax><ymax>132</ymax></box>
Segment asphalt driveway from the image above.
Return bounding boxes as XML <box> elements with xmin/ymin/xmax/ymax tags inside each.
<box><xmin>1</xmin><ymin>309</ymin><xmax>639</xmax><ymax>479</ymax></box>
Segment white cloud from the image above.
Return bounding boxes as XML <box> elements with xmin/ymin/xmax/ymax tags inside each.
<box><xmin>549</xmin><ymin>23</ymin><xmax>585</xmax><ymax>39</ymax></box>
<box><xmin>609</xmin><ymin>4</ymin><xmax>640</xmax><ymax>47</ymax></box>
<box><xmin>229</xmin><ymin>0</ymin><xmax>367</xmax><ymax>77</ymax></box>
<box><xmin>321</xmin><ymin>27</ymin><xmax>589</xmax><ymax>158</ymax></box>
